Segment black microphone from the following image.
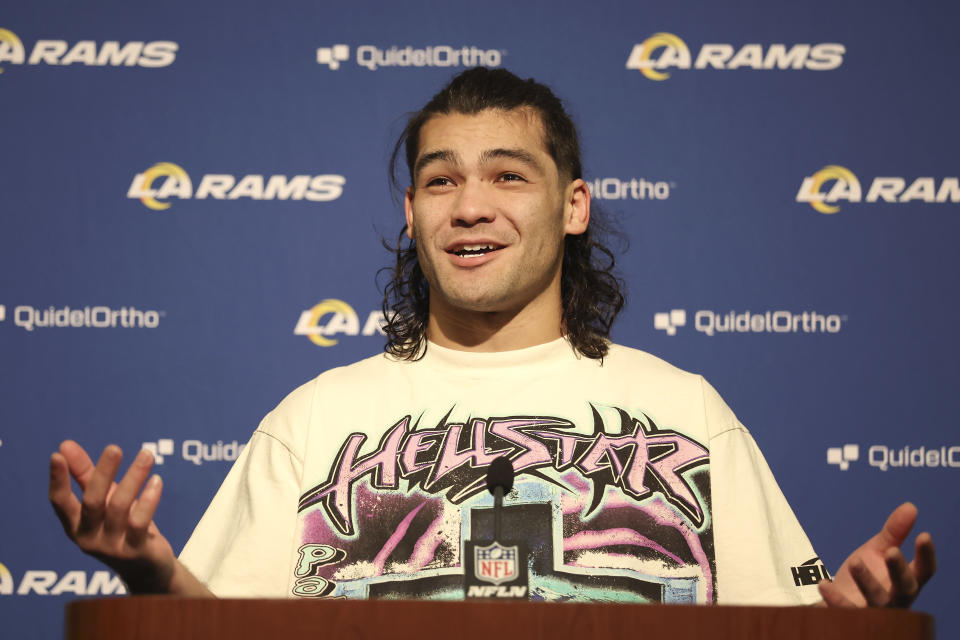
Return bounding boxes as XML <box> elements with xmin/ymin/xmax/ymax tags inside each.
<box><xmin>486</xmin><ymin>455</ymin><xmax>515</xmax><ymax>494</ymax></box>
<box><xmin>486</xmin><ymin>456</ymin><xmax>514</xmax><ymax>542</ymax></box>
<box><xmin>463</xmin><ymin>456</ymin><xmax>528</xmax><ymax>599</ymax></box>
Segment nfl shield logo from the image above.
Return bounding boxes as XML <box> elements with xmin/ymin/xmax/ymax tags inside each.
<box><xmin>474</xmin><ymin>542</ymin><xmax>518</xmax><ymax>585</ymax></box>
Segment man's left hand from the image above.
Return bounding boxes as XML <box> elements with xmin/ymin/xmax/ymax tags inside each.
<box><xmin>818</xmin><ymin>502</ymin><xmax>935</xmax><ymax>608</ymax></box>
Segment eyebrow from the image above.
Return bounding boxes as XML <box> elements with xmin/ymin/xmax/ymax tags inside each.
<box><xmin>414</xmin><ymin>149</ymin><xmax>459</xmax><ymax>181</ymax></box>
<box><xmin>414</xmin><ymin>147</ymin><xmax>545</xmax><ymax>182</ymax></box>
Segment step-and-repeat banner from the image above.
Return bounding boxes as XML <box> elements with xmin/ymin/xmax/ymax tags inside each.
<box><xmin>1</xmin><ymin>1</ymin><xmax>956</xmax><ymax>637</ymax></box>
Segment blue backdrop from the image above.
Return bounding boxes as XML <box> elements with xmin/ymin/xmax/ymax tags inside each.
<box><xmin>1</xmin><ymin>1</ymin><xmax>957</xmax><ymax>637</ymax></box>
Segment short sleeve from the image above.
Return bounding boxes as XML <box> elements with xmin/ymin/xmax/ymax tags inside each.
<box><xmin>178</xmin><ymin>429</ymin><xmax>302</xmax><ymax>597</ymax></box>
<box><xmin>704</xmin><ymin>380</ymin><xmax>823</xmax><ymax>605</ymax></box>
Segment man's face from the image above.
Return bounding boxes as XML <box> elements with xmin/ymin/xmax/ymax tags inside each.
<box><xmin>404</xmin><ymin>108</ymin><xmax>588</xmax><ymax>319</ymax></box>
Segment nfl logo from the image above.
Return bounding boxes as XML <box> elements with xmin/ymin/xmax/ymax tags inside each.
<box><xmin>474</xmin><ymin>542</ymin><xmax>518</xmax><ymax>585</ymax></box>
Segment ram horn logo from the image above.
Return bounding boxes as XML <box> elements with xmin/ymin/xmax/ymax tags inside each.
<box><xmin>294</xmin><ymin>299</ymin><xmax>358</xmax><ymax>347</ymax></box>
<box><xmin>0</xmin><ymin>28</ymin><xmax>25</xmax><ymax>72</ymax></box>
<box><xmin>129</xmin><ymin>162</ymin><xmax>192</xmax><ymax>210</ymax></box>
<box><xmin>797</xmin><ymin>165</ymin><xmax>861</xmax><ymax>214</ymax></box>
<box><xmin>626</xmin><ymin>33</ymin><xmax>691</xmax><ymax>81</ymax></box>
<box><xmin>0</xmin><ymin>561</ymin><xmax>13</xmax><ymax>595</ymax></box>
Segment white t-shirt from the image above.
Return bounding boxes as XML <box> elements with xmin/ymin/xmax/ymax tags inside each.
<box><xmin>180</xmin><ymin>339</ymin><xmax>823</xmax><ymax>605</ymax></box>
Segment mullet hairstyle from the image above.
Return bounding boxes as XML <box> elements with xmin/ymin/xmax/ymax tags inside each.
<box><xmin>383</xmin><ymin>67</ymin><xmax>625</xmax><ymax>360</ymax></box>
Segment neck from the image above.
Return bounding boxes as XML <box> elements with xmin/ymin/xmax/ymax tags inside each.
<box><xmin>426</xmin><ymin>283</ymin><xmax>565</xmax><ymax>353</ymax></box>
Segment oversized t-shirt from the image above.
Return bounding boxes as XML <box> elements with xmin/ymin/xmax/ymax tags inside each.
<box><xmin>179</xmin><ymin>339</ymin><xmax>824</xmax><ymax>605</ymax></box>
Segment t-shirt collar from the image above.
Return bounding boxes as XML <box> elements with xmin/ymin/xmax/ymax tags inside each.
<box><xmin>422</xmin><ymin>336</ymin><xmax>578</xmax><ymax>370</ymax></box>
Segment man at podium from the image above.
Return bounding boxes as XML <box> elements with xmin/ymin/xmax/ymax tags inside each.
<box><xmin>49</xmin><ymin>68</ymin><xmax>935</xmax><ymax>608</ymax></box>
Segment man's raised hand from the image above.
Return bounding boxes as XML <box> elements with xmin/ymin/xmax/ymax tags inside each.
<box><xmin>48</xmin><ymin>440</ymin><xmax>176</xmax><ymax>594</ymax></box>
<box><xmin>819</xmin><ymin>502</ymin><xmax>936</xmax><ymax>608</ymax></box>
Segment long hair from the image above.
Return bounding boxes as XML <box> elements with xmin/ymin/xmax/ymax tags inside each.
<box><xmin>382</xmin><ymin>68</ymin><xmax>625</xmax><ymax>360</ymax></box>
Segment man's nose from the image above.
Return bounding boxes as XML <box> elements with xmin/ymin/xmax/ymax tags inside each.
<box><xmin>452</xmin><ymin>179</ymin><xmax>496</xmax><ymax>226</ymax></box>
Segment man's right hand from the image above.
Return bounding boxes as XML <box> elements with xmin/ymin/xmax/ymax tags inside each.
<box><xmin>49</xmin><ymin>440</ymin><xmax>181</xmax><ymax>594</ymax></box>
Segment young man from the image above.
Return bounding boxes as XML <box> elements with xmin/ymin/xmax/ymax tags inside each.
<box><xmin>50</xmin><ymin>68</ymin><xmax>934</xmax><ymax>605</ymax></box>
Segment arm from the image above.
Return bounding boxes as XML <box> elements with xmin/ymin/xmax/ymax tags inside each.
<box><xmin>817</xmin><ymin>502</ymin><xmax>935</xmax><ymax>608</ymax></box>
<box><xmin>48</xmin><ymin>440</ymin><xmax>214</xmax><ymax>597</ymax></box>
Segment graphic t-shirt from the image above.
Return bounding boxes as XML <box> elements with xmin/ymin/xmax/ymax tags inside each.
<box><xmin>179</xmin><ymin>339</ymin><xmax>823</xmax><ymax>605</ymax></box>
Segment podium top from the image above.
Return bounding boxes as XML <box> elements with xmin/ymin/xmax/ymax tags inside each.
<box><xmin>65</xmin><ymin>597</ymin><xmax>934</xmax><ymax>640</ymax></box>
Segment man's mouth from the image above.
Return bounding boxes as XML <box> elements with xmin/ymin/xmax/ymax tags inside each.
<box><xmin>448</xmin><ymin>244</ymin><xmax>503</xmax><ymax>258</ymax></box>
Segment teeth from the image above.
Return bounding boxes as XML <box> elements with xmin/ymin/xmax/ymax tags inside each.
<box><xmin>454</xmin><ymin>244</ymin><xmax>498</xmax><ymax>257</ymax></box>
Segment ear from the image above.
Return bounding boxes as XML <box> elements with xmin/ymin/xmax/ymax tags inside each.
<box><xmin>403</xmin><ymin>187</ymin><xmax>416</xmax><ymax>239</ymax></box>
<box><xmin>563</xmin><ymin>178</ymin><xmax>590</xmax><ymax>236</ymax></box>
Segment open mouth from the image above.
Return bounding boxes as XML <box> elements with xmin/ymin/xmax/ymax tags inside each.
<box><xmin>448</xmin><ymin>244</ymin><xmax>503</xmax><ymax>258</ymax></box>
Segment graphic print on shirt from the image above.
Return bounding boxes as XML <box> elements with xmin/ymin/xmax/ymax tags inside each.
<box><xmin>295</xmin><ymin>404</ymin><xmax>715</xmax><ymax>603</ymax></box>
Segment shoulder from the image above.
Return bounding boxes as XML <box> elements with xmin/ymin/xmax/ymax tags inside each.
<box><xmin>276</xmin><ymin>352</ymin><xmax>403</xmax><ymax>407</ymax></box>
<box><xmin>602</xmin><ymin>342</ymin><xmax>694</xmax><ymax>373</ymax></box>
<box><xmin>256</xmin><ymin>352</ymin><xmax>401</xmax><ymax>446</ymax></box>
<box><xmin>600</xmin><ymin>342</ymin><xmax>704</xmax><ymax>389</ymax></box>
<box><xmin>315</xmin><ymin>350</ymin><xmax>406</xmax><ymax>385</ymax></box>
<box><xmin>601</xmin><ymin>342</ymin><xmax>743</xmax><ymax>439</ymax></box>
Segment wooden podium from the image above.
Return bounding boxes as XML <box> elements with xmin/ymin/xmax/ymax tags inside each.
<box><xmin>65</xmin><ymin>597</ymin><xmax>935</xmax><ymax>640</ymax></box>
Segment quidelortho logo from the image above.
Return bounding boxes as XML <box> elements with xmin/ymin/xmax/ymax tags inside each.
<box><xmin>317</xmin><ymin>45</ymin><xmax>349</xmax><ymax>69</ymax></box>
<box><xmin>10</xmin><ymin>305</ymin><xmax>163</xmax><ymax>331</ymax></box>
<box><xmin>316</xmin><ymin>43</ymin><xmax>503</xmax><ymax>71</ymax></box>
<box><xmin>797</xmin><ymin>165</ymin><xmax>960</xmax><ymax>214</ymax></box>
<box><xmin>655</xmin><ymin>309</ymin><xmax>845</xmax><ymax>336</ymax></box>
<box><xmin>828</xmin><ymin>444</ymin><xmax>960</xmax><ymax>471</ymax></box>
<box><xmin>127</xmin><ymin>162</ymin><xmax>346</xmax><ymax>210</ymax></box>
<box><xmin>654</xmin><ymin>309</ymin><xmax>686</xmax><ymax>336</ymax></box>
<box><xmin>0</xmin><ymin>28</ymin><xmax>176</xmax><ymax>74</ymax></box>
<box><xmin>0</xmin><ymin>561</ymin><xmax>126</xmax><ymax>596</ymax></box>
<box><xmin>587</xmin><ymin>177</ymin><xmax>672</xmax><ymax>201</ymax></box>
<box><xmin>141</xmin><ymin>438</ymin><xmax>174</xmax><ymax>464</ymax></box>
<box><xmin>827</xmin><ymin>444</ymin><xmax>859</xmax><ymax>470</ymax></box>
<box><xmin>626</xmin><ymin>33</ymin><xmax>844</xmax><ymax>81</ymax></box>
<box><xmin>141</xmin><ymin>438</ymin><xmax>245</xmax><ymax>466</ymax></box>
<box><xmin>293</xmin><ymin>299</ymin><xmax>386</xmax><ymax>347</ymax></box>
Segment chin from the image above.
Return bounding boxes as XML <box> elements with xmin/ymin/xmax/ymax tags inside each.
<box><xmin>438</xmin><ymin>288</ymin><xmax>518</xmax><ymax>315</ymax></box>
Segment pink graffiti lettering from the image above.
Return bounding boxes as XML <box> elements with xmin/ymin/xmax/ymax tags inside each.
<box><xmin>298</xmin><ymin>408</ymin><xmax>708</xmax><ymax>536</ymax></box>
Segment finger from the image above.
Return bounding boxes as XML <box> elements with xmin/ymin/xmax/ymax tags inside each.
<box><xmin>103</xmin><ymin>449</ymin><xmax>155</xmax><ymax>535</ymax></box>
<box><xmin>911</xmin><ymin>532</ymin><xmax>936</xmax><ymax>587</ymax></box>
<box><xmin>49</xmin><ymin>452</ymin><xmax>82</xmax><ymax>538</ymax></box>
<box><xmin>127</xmin><ymin>474</ymin><xmax>163</xmax><ymax>547</ymax></box>
<box><xmin>885</xmin><ymin>548</ymin><xmax>918</xmax><ymax>607</ymax></box>
<box><xmin>77</xmin><ymin>445</ymin><xmax>123</xmax><ymax>535</ymax></box>
<box><xmin>818</xmin><ymin>580</ymin><xmax>857</xmax><ymax>608</ymax></box>
<box><xmin>851</xmin><ymin>559</ymin><xmax>889</xmax><ymax>607</ymax></box>
<box><xmin>874</xmin><ymin>502</ymin><xmax>917</xmax><ymax>549</ymax></box>
<box><xmin>59</xmin><ymin>440</ymin><xmax>97</xmax><ymax>489</ymax></box>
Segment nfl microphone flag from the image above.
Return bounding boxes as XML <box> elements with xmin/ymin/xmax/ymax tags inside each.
<box><xmin>464</xmin><ymin>458</ymin><xmax>529</xmax><ymax>599</ymax></box>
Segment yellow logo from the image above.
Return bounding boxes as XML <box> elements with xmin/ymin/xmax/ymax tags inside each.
<box><xmin>293</xmin><ymin>299</ymin><xmax>385</xmax><ymax>347</ymax></box>
<box><xmin>0</xmin><ymin>561</ymin><xmax>13</xmax><ymax>595</ymax></box>
<box><xmin>797</xmin><ymin>165</ymin><xmax>861</xmax><ymax>214</ymax></box>
<box><xmin>0</xmin><ymin>28</ymin><xmax>25</xmax><ymax>73</ymax></box>
<box><xmin>130</xmin><ymin>162</ymin><xmax>192</xmax><ymax>211</ymax></box>
<box><xmin>625</xmin><ymin>33</ymin><xmax>690</xmax><ymax>81</ymax></box>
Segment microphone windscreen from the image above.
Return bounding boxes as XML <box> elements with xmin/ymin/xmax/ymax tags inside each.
<box><xmin>486</xmin><ymin>456</ymin><xmax>514</xmax><ymax>494</ymax></box>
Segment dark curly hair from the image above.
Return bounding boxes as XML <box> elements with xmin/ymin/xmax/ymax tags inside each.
<box><xmin>382</xmin><ymin>67</ymin><xmax>624</xmax><ymax>360</ymax></box>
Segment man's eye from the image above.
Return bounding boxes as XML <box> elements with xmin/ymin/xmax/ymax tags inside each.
<box><xmin>426</xmin><ymin>177</ymin><xmax>453</xmax><ymax>187</ymax></box>
<box><xmin>498</xmin><ymin>173</ymin><xmax>525</xmax><ymax>182</ymax></box>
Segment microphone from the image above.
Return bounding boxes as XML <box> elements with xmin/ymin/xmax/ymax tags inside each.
<box><xmin>486</xmin><ymin>456</ymin><xmax>514</xmax><ymax>542</ymax></box>
<box><xmin>464</xmin><ymin>457</ymin><xmax>528</xmax><ymax>599</ymax></box>
<box><xmin>486</xmin><ymin>455</ymin><xmax>514</xmax><ymax>494</ymax></box>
